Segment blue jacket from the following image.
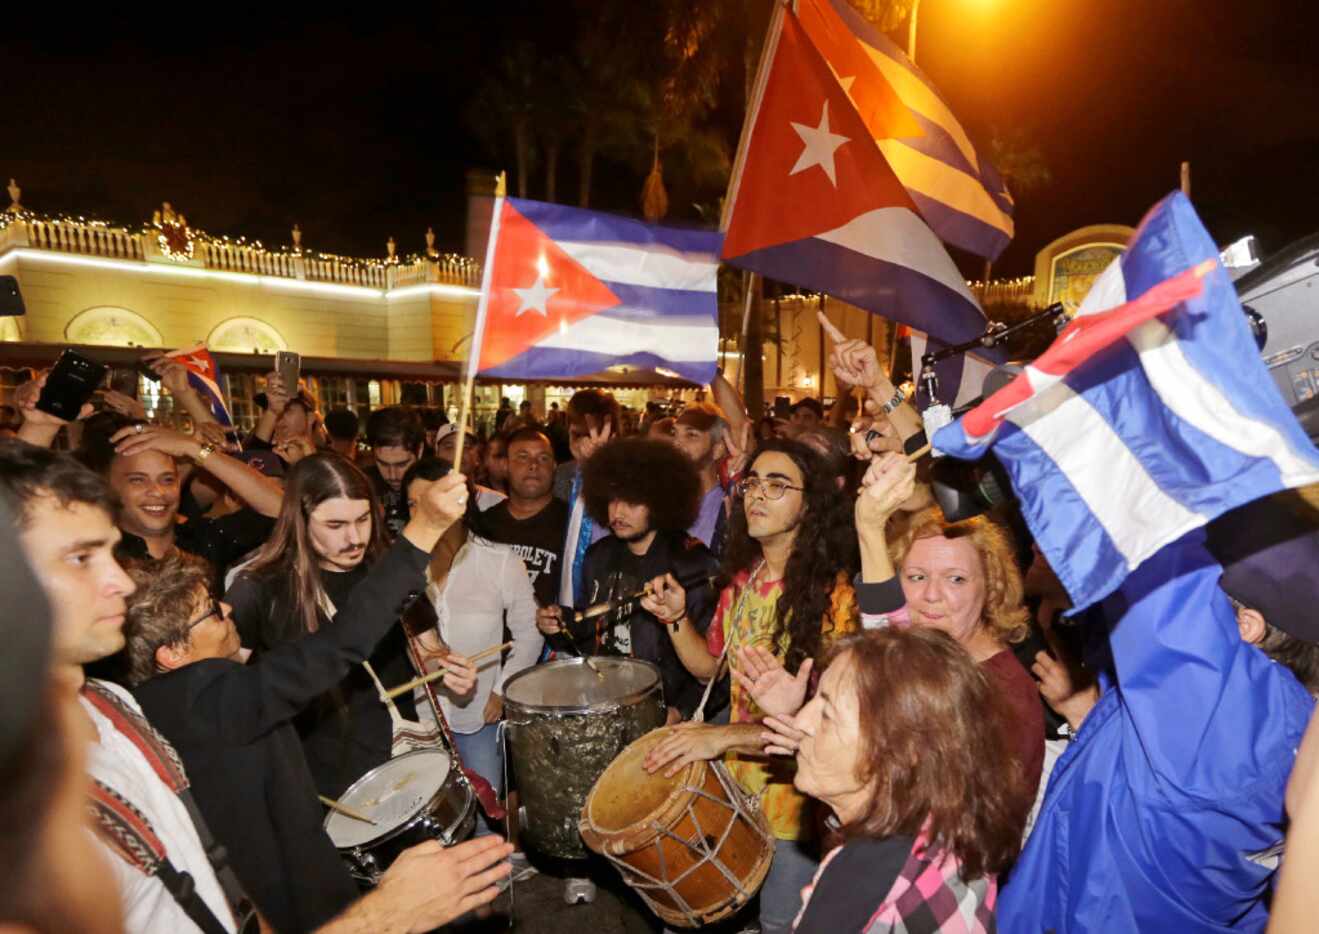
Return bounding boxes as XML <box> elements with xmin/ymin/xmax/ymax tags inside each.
<box><xmin>999</xmin><ymin>536</ymin><xmax>1314</xmax><ymax>932</ymax></box>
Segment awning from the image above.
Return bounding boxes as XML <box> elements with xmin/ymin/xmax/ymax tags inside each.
<box><xmin>0</xmin><ymin>343</ymin><xmax>697</xmax><ymax>389</ymax></box>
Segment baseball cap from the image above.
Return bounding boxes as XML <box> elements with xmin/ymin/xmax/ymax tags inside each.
<box><xmin>675</xmin><ymin>402</ymin><xmax>728</xmax><ymax>432</ymax></box>
<box><xmin>434</xmin><ymin>423</ymin><xmax>478</xmax><ymax>446</ymax></box>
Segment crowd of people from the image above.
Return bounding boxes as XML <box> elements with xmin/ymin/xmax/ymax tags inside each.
<box><xmin>3</xmin><ymin>326</ymin><xmax>1319</xmax><ymax>934</ymax></box>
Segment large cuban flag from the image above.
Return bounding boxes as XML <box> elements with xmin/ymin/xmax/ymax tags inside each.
<box><xmin>721</xmin><ymin>3</ymin><xmax>994</xmax><ymax>362</ymax></box>
<box><xmin>796</xmin><ymin>0</ymin><xmax>1014</xmax><ymax>260</ymax></box>
<box><xmin>934</xmin><ymin>191</ymin><xmax>1319</xmax><ymax>610</ymax></box>
<box><xmin>469</xmin><ymin>196</ymin><xmax>720</xmax><ymax>385</ymax></box>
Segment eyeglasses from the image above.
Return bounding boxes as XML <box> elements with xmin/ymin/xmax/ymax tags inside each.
<box><xmin>735</xmin><ymin>476</ymin><xmax>805</xmax><ymax>501</ymax></box>
<box><xmin>187</xmin><ymin>596</ymin><xmax>225</xmax><ymax>631</ymax></box>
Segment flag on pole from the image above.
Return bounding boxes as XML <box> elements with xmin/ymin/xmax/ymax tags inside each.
<box><xmin>796</xmin><ymin>0</ymin><xmax>1014</xmax><ymax>260</ymax></box>
<box><xmin>466</xmin><ymin>196</ymin><xmax>721</xmax><ymax>385</ymax></box>
<box><xmin>934</xmin><ymin>191</ymin><xmax>1319</xmax><ymax>610</ymax></box>
<box><xmin>163</xmin><ymin>344</ymin><xmax>233</xmax><ymax>427</ymax></box>
<box><xmin>721</xmin><ymin>3</ymin><xmax>991</xmax><ymax>353</ymax></box>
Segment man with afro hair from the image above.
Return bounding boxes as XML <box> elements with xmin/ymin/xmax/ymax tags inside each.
<box><xmin>547</xmin><ymin>437</ymin><xmax>723</xmax><ymax>722</ymax></box>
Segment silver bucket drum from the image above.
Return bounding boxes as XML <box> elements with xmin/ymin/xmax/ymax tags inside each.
<box><xmin>503</xmin><ymin>657</ymin><xmax>666</xmax><ymax>859</ymax></box>
<box><xmin>323</xmin><ymin>748</ymin><xmax>475</xmax><ymax>885</ymax></box>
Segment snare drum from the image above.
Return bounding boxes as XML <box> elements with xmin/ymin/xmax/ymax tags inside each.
<box><xmin>323</xmin><ymin>748</ymin><xmax>475</xmax><ymax>885</ymax></box>
<box><xmin>580</xmin><ymin>726</ymin><xmax>774</xmax><ymax>928</ymax></box>
<box><xmin>503</xmin><ymin>657</ymin><xmax>666</xmax><ymax>859</ymax></box>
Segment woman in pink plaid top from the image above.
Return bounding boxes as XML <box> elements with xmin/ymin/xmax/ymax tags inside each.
<box><xmin>760</xmin><ymin>628</ymin><xmax>1029</xmax><ymax>933</ymax></box>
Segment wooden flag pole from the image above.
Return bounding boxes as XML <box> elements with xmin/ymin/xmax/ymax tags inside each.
<box><xmin>452</xmin><ymin>171</ymin><xmax>506</xmax><ymax>473</ymax></box>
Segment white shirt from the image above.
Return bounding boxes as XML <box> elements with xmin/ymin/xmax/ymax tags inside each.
<box><xmin>428</xmin><ymin>536</ymin><xmax>542</xmax><ymax>733</ymax></box>
<box><xmin>82</xmin><ymin>681</ymin><xmax>236</xmax><ymax>934</ymax></box>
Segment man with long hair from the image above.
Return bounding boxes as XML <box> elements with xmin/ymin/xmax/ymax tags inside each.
<box><xmin>638</xmin><ymin>438</ymin><xmax>860</xmax><ymax>934</ymax></box>
<box><xmin>223</xmin><ymin>454</ymin><xmax>416</xmax><ymax>798</ymax></box>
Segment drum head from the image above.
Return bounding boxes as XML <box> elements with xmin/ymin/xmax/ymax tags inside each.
<box><xmin>503</xmin><ymin>657</ymin><xmax>660</xmax><ymax>711</ymax></box>
<box><xmin>325</xmin><ymin>749</ymin><xmax>452</xmax><ymax>849</ymax></box>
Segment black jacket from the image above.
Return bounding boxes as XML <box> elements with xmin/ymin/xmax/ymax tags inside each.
<box><xmin>577</xmin><ymin>530</ymin><xmax>726</xmax><ymax>719</ymax></box>
<box><xmin>225</xmin><ymin>554</ymin><xmax>419</xmax><ymax>799</ymax></box>
<box><xmin>134</xmin><ymin>540</ymin><xmax>430</xmax><ymax>934</ymax></box>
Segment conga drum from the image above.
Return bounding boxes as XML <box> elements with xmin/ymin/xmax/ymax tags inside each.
<box><xmin>503</xmin><ymin>657</ymin><xmax>666</xmax><ymax>859</ymax></box>
<box><xmin>580</xmin><ymin>726</ymin><xmax>774</xmax><ymax>928</ymax></box>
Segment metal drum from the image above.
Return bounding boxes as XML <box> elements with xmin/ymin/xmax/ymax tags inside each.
<box><xmin>323</xmin><ymin>748</ymin><xmax>475</xmax><ymax>885</ymax></box>
<box><xmin>503</xmin><ymin>657</ymin><xmax>666</xmax><ymax>859</ymax></box>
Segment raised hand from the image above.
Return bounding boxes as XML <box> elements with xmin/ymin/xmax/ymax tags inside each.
<box><xmin>98</xmin><ymin>388</ymin><xmax>147</xmax><ymax>421</ymax></box>
<box><xmin>1031</xmin><ymin>634</ymin><xmax>1099</xmax><ymax>734</ymax></box>
<box><xmin>16</xmin><ymin>371</ymin><xmax>95</xmax><ymax>428</ymax></box>
<box><xmin>732</xmin><ymin>645</ymin><xmax>810</xmax><ymax>718</ymax></box>
<box><xmin>578</xmin><ymin>419</ymin><xmax>612</xmax><ymax>462</ymax></box>
<box><xmin>264</xmin><ymin>371</ymin><xmax>290</xmax><ymax>416</ymax></box>
<box><xmin>819</xmin><ymin>311</ymin><xmax>887</xmax><ymax>393</ymax></box>
<box><xmin>849</xmin><ymin>413</ymin><xmax>903</xmax><ymax>459</ymax></box>
<box><xmin>145</xmin><ymin>355</ymin><xmax>194</xmax><ymax>400</ymax></box>
<box><xmin>723</xmin><ymin>418</ymin><xmax>754</xmax><ymax>478</ymax></box>
<box><xmin>858</xmin><ymin>451</ymin><xmax>917</xmax><ymax>525</ymax></box>
<box><xmin>111</xmin><ymin>424</ymin><xmax>201</xmax><ymax>460</ymax></box>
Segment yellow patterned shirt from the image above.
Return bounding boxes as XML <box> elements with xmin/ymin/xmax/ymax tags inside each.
<box><xmin>706</xmin><ymin>569</ymin><xmax>858</xmax><ymax>840</ymax></box>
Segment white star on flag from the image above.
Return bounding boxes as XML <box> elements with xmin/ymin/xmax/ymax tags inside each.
<box><xmin>789</xmin><ymin>100</ymin><xmax>850</xmax><ymax>187</ymax></box>
<box><xmin>826</xmin><ymin>61</ymin><xmax>855</xmax><ymax>96</ymax></box>
<box><xmin>512</xmin><ymin>273</ymin><xmax>559</xmax><ymax>317</ymax></box>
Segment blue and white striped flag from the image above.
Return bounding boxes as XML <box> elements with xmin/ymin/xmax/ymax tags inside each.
<box><xmin>934</xmin><ymin>191</ymin><xmax>1319</xmax><ymax>610</ymax></box>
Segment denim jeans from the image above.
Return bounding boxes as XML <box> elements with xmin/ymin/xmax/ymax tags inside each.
<box><xmin>453</xmin><ymin>722</ymin><xmax>502</xmax><ymax>836</ymax></box>
<box><xmin>758</xmin><ymin>837</ymin><xmax>820</xmax><ymax>934</ymax></box>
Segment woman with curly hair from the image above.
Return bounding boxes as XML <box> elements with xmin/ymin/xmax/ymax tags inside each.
<box><xmin>852</xmin><ymin>451</ymin><xmax>1043</xmax><ymax>800</ymax></box>
<box><xmin>639</xmin><ymin>438</ymin><xmax>860</xmax><ymax>934</ymax></box>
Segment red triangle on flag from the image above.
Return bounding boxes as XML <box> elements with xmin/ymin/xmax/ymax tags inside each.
<box><xmin>722</xmin><ymin>9</ymin><xmax>917</xmax><ymax>260</ymax></box>
<box><xmin>479</xmin><ymin>200</ymin><xmax>621</xmax><ymax>372</ymax></box>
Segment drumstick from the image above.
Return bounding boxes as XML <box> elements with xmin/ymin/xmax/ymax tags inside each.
<box><xmin>319</xmin><ymin>795</ymin><xmax>378</xmax><ymax>825</ymax></box>
<box><xmin>380</xmin><ymin>641</ymin><xmax>514</xmax><ymax>701</ymax></box>
<box><xmin>905</xmin><ymin>443</ymin><xmax>932</xmax><ymax>462</ymax></box>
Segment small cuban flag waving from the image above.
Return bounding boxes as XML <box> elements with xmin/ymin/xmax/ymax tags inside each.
<box><xmin>934</xmin><ymin>191</ymin><xmax>1319</xmax><ymax>611</ymax></box>
<box><xmin>164</xmin><ymin>344</ymin><xmax>234</xmax><ymax>428</ymax></box>
<box><xmin>467</xmin><ymin>196</ymin><xmax>721</xmax><ymax>386</ymax></box>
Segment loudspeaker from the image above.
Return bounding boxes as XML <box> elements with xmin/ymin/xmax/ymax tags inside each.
<box><xmin>0</xmin><ymin>276</ymin><xmax>24</xmax><ymax>317</ymax></box>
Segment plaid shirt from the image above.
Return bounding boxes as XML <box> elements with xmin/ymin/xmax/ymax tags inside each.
<box><xmin>795</xmin><ymin>833</ymin><xmax>997</xmax><ymax>934</ymax></box>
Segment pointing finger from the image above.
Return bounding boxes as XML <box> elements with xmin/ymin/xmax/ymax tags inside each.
<box><xmin>817</xmin><ymin>310</ymin><xmax>847</xmax><ymax>343</ymax></box>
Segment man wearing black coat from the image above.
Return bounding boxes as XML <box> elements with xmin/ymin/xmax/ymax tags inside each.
<box><xmin>123</xmin><ymin>474</ymin><xmax>476</xmax><ymax>933</ymax></box>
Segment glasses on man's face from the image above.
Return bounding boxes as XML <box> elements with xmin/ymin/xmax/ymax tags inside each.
<box><xmin>735</xmin><ymin>476</ymin><xmax>805</xmax><ymax>501</ymax></box>
<box><xmin>187</xmin><ymin>596</ymin><xmax>225</xmax><ymax>631</ymax></box>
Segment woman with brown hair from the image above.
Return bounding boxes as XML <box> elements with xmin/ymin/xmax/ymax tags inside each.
<box><xmin>765</xmin><ymin>628</ymin><xmax>1028</xmax><ymax>933</ymax></box>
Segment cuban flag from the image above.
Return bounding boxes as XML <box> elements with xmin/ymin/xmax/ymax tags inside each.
<box><xmin>164</xmin><ymin>344</ymin><xmax>233</xmax><ymax>427</ymax></box>
<box><xmin>468</xmin><ymin>196</ymin><xmax>720</xmax><ymax>385</ymax></box>
<box><xmin>796</xmin><ymin>0</ymin><xmax>1014</xmax><ymax>260</ymax></box>
<box><xmin>934</xmin><ymin>191</ymin><xmax>1319</xmax><ymax>610</ymax></box>
<box><xmin>721</xmin><ymin>3</ymin><xmax>993</xmax><ymax>357</ymax></box>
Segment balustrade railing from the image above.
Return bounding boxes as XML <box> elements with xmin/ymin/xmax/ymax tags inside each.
<box><xmin>0</xmin><ymin>214</ymin><xmax>479</xmax><ymax>291</ymax></box>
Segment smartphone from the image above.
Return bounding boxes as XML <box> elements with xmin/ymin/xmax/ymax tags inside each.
<box><xmin>138</xmin><ymin>359</ymin><xmax>161</xmax><ymax>383</ymax></box>
<box><xmin>773</xmin><ymin>396</ymin><xmax>791</xmax><ymax>420</ymax></box>
<box><xmin>37</xmin><ymin>350</ymin><xmax>108</xmax><ymax>421</ymax></box>
<box><xmin>108</xmin><ymin>368</ymin><xmax>140</xmax><ymax>399</ymax></box>
<box><xmin>276</xmin><ymin>351</ymin><xmax>301</xmax><ymax>394</ymax></box>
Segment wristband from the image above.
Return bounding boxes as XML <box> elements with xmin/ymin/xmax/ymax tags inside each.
<box><xmin>902</xmin><ymin>431</ymin><xmax>929</xmax><ymax>457</ymax></box>
<box><xmin>879</xmin><ymin>387</ymin><xmax>906</xmax><ymax>415</ymax></box>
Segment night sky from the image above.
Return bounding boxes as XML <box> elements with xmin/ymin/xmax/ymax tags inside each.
<box><xmin>8</xmin><ymin>1</ymin><xmax>1319</xmax><ymax>278</ymax></box>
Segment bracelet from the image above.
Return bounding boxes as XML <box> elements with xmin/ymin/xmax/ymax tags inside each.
<box><xmin>194</xmin><ymin>442</ymin><xmax>216</xmax><ymax>464</ymax></box>
<box><xmin>879</xmin><ymin>387</ymin><xmax>906</xmax><ymax>415</ymax></box>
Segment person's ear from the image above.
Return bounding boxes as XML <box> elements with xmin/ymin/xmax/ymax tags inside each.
<box><xmin>1236</xmin><ymin>606</ymin><xmax>1268</xmax><ymax>646</ymax></box>
<box><xmin>155</xmin><ymin>640</ymin><xmax>193</xmax><ymax>673</ymax></box>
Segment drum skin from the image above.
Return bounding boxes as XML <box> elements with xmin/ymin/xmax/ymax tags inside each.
<box><xmin>580</xmin><ymin>727</ymin><xmax>774</xmax><ymax>928</ymax></box>
<box><xmin>503</xmin><ymin>657</ymin><xmax>666</xmax><ymax>859</ymax></box>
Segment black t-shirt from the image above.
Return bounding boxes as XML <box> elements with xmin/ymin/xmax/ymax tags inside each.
<box><xmin>116</xmin><ymin>508</ymin><xmax>275</xmax><ymax>590</ymax></box>
<box><xmin>481</xmin><ymin>498</ymin><xmax>569</xmax><ymax>607</ymax></box>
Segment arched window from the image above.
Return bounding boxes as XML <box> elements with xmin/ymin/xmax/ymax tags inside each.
<box><xmin>206</xmin><ymin>317</ymin><xmax>287</xmax><ymax>354</ymax></box>
<box><xmin>65</xmin><ymin>307</ymin><xmax>163</xmax><ymax>347</ymax></box>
